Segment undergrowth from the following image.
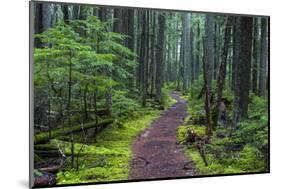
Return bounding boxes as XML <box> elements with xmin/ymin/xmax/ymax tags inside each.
<box><xmin>54</xmin><ymin>88</ymin><xmax>178</xmax><ymax>184</ymax></box>
<box><xmin>177</xmin><ymin>81</ymin><xmax>269</xmax><ymax>175</ymax></box>
<box><xmin>55</xmin><ymin>111</ymin><xmax>159</xmax><ymax>184</ymax></box>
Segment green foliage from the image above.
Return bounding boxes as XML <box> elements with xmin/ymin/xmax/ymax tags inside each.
<box><xmin>248</xmin><ymin>94</ymin><xmax>268</xmax><ymax>120</ymax></box>
<box><xmin>161</xmin><ymin>87</ymin><xmax>177</xmax><ymax>108</ymax></box>
<box><xmin>34</xmin><ymin>169</ymin><xmax>43</xmax><ymax>177</ymax></box>
<box><xmin>34</xmin><ymin>16</ymin><xmax>138</xmax><ymax>134</ymax></box>
<box><xmin>177</xmin><ymin>126</ymin><xmax>188</xmax><ymax>145</ymax></box>
<box><xmin>164</xmin><ymin>82</ymin><xmax>178</xmax><ymax>91</ymax></box>
<box><xmin>56</xmin><ymin>111</ymin><xmax>159</xmax><ymax>184</ymax></box>
<box><xmin>177</xmin><ymin>124</ymin><xmax>205</xmax><ymax>145</ymax></box>
<box><xmin>177</xmin><ymin>81</ymin><xmax>268</xmax><ymax>175</ymax></box>
<box><xmin>111</xmin><ymin>90</ymin><xmax>141</xmax><ymax>118</ymax></box>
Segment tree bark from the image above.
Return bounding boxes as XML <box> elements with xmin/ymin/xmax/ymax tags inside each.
<box><xmin>182</xmin><ymin>13</ymin><xmax>191</xmax><ymax>92</ymax></box>
<box><xmin>195</xmin><ymin>20</ymin><xmax>201</xmax><ymax>80</ymax></box>
<box><xmin>213</xmin><ymin>17</ymin><xmax>233</xmax><ymax>129</ymax></box>
<box><xmin>259</xmin><ymin>17</ymin><xmax>268</xmax><ymax>97</ymax></box>
<box><xmin>203</xmin><ymin>39</ymin><xmax>213</xmax><ymax>137</ymax></box>
<box><xmin>156</xmin><ymin>13</ymin><xmax>166</xmax><ymax>103</ymax></box>
<box><xmin>204</xmin><ymin>15</ymin><xmax>215</xmax><ymax>88</ymax></box>
<box><xmin>232</xmin><ymin>17</ymin><xmax>253</xmax><ymax>129</ymax></box>
<box><xmin>252</xmin><ymin>18</ymin><xmax>259</xmax><ymax>94</ymax></box>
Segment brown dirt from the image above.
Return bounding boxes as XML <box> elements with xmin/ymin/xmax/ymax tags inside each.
<box><xmin>129</xmin><ymin>91</ymin><xmax>198</xmax><ymax>180</ymax></box>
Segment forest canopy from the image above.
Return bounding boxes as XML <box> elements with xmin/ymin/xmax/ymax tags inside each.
<box><xmin>31</xmin><ymin>2</ymin><xmax>269</xmax><ymax>187</ymax></box>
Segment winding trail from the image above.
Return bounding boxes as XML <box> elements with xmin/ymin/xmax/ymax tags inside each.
<box><xmin>129</xmin><ymin>91</ymin><xmax>197</xmax><ymax>180</ymax></box>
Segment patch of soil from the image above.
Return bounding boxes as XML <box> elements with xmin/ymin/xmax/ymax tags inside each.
<box><xmin>129</xmin><ymin>91</ymin><xmax>199</xmax><ymax>180</ymax></box>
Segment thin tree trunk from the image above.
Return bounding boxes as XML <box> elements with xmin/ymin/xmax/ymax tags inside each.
<box><xmin>232</xmin><ymin>18</ymin><xmax>238</xmax><ymax>91</ymax></box>
<box><xmin>195</xmin><ymin>20</ymin><xmax>200</xmax><ymax>80</ymax></box>
<box><xmin>213</xmin><ymin>17</ymin><xmax>233</xmax><ymax>129</ymax></box>
<box><xmin>156</xmin><ymin>13</ymin><xmax>166</xmax><ymax>102</ymax></box>
<box><xmin>203</xmin><ymin>40</ymin><xmax>213</xmax><ymax>137</ymax></box>
<box><xmin>66</xmin><ymin>49</ymin><xmax>74</xmax><ymax>168</ymax></box>
<box><xmin>259</xmin><ymin>17</ymin><xmax>268</xmax><ymax>97</ymax></box>
<box><xmin>150</xmin><ymin>12</ymin><xmax>156</xmax><ymax>97</ymax></box>
<box><xmin>252</xmin><ymin>18</ymin><xmax>259</xmax><ymax>94</ymax></box>
<box><xmin>204</xmin><ymin>15</ymin><xmax>215</xmax><ymax>88</ymax></box>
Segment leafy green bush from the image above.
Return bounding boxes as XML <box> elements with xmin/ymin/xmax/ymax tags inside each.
<box><xmin>161</xmin><ymin>87</ymin><xmax>177</xmax><ymax>108</ymax></box>
<box><xmin>177</xmin><ymin>83</ymin><xmax>268</xmax><ymax>175</ymax></box>
<box><xmin>177</xmin><ymin>126</ymin><xmax>188</xmax><ymax>145</ymax></box>
<box><xmin>111</xmin><ymin>90</ymin><xmax>141</xmax><ymax>119</ymax></box>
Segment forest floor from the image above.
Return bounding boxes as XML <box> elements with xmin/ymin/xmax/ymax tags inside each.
<box><xmin>129</xmin><ymin>91</ymin><xmax>198</xmax><ymax>180</ymax></box>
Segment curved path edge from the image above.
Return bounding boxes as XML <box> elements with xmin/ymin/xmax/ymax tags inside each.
<box><xmin>129</xmin><ymin>91</ymin><xmax>197</xmax><ymax>180</ymax></box>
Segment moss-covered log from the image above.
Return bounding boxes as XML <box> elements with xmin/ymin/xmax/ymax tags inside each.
<box><xmin>34</xmin><ymin>119</ymin><xmax>114</xmax><ymax>144</ymax></box>
<box><xmin>39</xmin><ymin>165</ymin><xmax>61</xmax><ymax>174</ymax></box>
<box><xmin>35</xmin><ymin>150</ymin><xmax>60</xmax><ymax>158</ymax></box>
<box><xmin>35</xmin><ymin>144</ymin><xmax>59</xmax><ymax>151</ymax></box>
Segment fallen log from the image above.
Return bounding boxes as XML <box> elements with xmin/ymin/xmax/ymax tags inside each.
<box><xmin>39</xmin><ymin>165</ymin><xmax>61</xmax><ymax>174</ymax></box>
<box><xmin>35</xmin><ymin>150</ymin><xmax>60</xmax><ymax>158</ymax></box>
<box><xmin>34</xmin><ymin>119</ymin><xmax>114</xmax><ymax>144</ymax></box>
<box><xmin>88</xmin><ymin>108</ymin><xmax>111</xmax><ymax>116</ymax></box>
<box><xmin>35</xmin><ymin>144</ymin><xmax>59</xmax><ymax>151</ymax></box>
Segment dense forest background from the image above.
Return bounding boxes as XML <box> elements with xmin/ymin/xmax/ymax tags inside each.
<box><xmin>32</xmin><ymin>2</ymin><xmax>269</xmax><ymax>187</ymax></box>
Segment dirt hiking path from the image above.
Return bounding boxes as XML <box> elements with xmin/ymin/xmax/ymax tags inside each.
<box><xmin>129</xmin><ymin>91</ymin><xmax>197</xmax><ymax>180</ymax></box>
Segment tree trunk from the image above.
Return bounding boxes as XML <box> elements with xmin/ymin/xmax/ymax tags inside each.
<box><xmin>213</xmin><ymin>17</ymin><xmax>233</xmax><ymax>129</ymax></box>
<box><xmin>203</xmin><ymin>39</ymin><xmax>213</xmax><ymax>137</ymax></box>
<box><xmin>113</xmin><ymin>9</ymin><xmax>122</xmax><ymax>33</ymax></box>
<box><xmin>72</xmin><ymin>5</ymin><xmax>80</xmax><ymax>19</ymax></box>
<box><xmin>156</xmin><ymin>13</ymin><xmax>166</xmax><ymax>103</ymax></box>
<box><xmin>252</xmin><ymin>18</ymin><xmax>259</xmax><ymax>94</ymax></box>
<box><xmin>232</xmin><ymin>18</ymin><xmax>239</xmax><ymax>91</ymax></box>
<box><xmin>190</xmin><ymin>27</ymin><xmax>194</xmax><ymax>83</ymax></box>
<box><xmin>182</xmin><ymin>13</ymin><xmax>190</xmax><ymax>92</ymax></box>
<box><xmin>232</xmin><ymin>17</ymin><xmax>253</xmax><ymax>129</ymax></box>
<box><xmin>204</xmin><ymin>15</ymin><xmax>215</xmax><ymax>89</ymax></box>
<box><xmin>150</xmin><ymin>12</ymin><xmax>156</xmax><ymax>96</ymax></box>
<box><xmin>34</xmin><ymin>119</ymin><xmax>114</xmax><ymax>144</ymax></box>
<box><xmin>66</xmin><ymin>48</ymin><xmax>74</xmax><ymax>168</ymax></box>
<box><xmin>259</xmin><ymin>17</ymin><xmax>268</xmax><ymax>97</ymax></box>
<box><xmin>62</xmin><ymin>5</ymin><xmax>69</xmax><ymax>24</ymax></box>
<box><xmin>140</xmin><ymin>10</ymin><xmax>149</xmax><ymax>106</ymax></box>
<box><xmin>195</xmin><ymin>20</ymin><xmax>201</xmax><ymax>80</ymax></box>
<box><xmin>34</xmin><ymin>3</ymin><xmax>52</xmax><ymax>47</ymax></box>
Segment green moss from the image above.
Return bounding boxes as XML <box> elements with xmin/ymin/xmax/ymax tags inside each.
<box><xmin>34</xmin><ymin>144</ymin><xmax>58</xmax><ymax>151</ymax></box>
<box><xmin>34</xmin><ymin>154</ymin><xmax>42</xmax><ymax>163</ymax></box>
<box><xmin>177</xmin><ymin>124</ymin><xmax>205</xmax><ymax>145</ymax></box>
<box><xmin>177</xmin><ymin>86</ymin><xmax>268</xmax><ymax>175</ymax></box>
<box><xmin>162</xmin><ymin>87</ymin><xmax>177</xmax><ymax>108</ymax></box>
<box><xmin>56</xmin><ymin>110</ymin><xmax>160</xmax><ymax>185</ymax></box>
<box><xmin>187</xmin><ymin>125</ymin><xmax>205</xmax><ymax>137</ymax></box>
<box><xmin>177</xmin><ymin>126</ymin><xmax>188</xmax><ymax>145</ymax></box>
<box><xmin>181</xmin><ymin>95</ymin><xmax>189</xmax><ymax>101</ymax></box>
<box><xmin>184</xmin><ymin>147</ymin><xmax>245</xmax><ymax>175</ymax></box>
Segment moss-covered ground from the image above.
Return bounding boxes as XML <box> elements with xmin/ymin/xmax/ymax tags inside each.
<box><xmin>51</xmin><ymin>88</ymin><xmax>176</xmax><ymax>185</ymax></box>
<box><xmin>53</xmin><ymin>111</ymin><xmax>159</xmax><ymax>184</ymax></box>
<box><xmin>176</xmin><ymin>80</ymin><xmax>269</xmax><ymax>175</ymax></box>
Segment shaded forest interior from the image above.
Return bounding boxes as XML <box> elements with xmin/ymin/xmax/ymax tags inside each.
<box><xmin>32</xmin><ymin>2</ymin><xmax>269</xmax><ymax>187</ymax></box>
